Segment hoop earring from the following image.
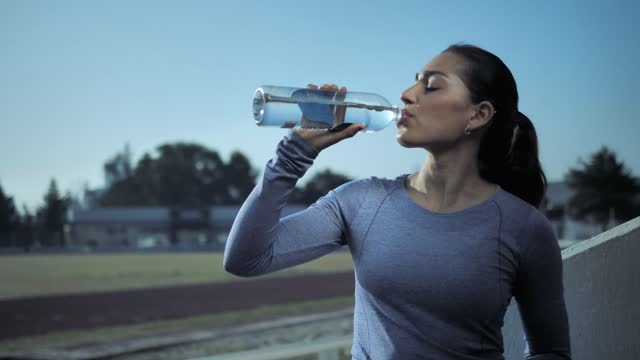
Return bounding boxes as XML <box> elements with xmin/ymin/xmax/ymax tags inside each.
<box><xmin>464</xmin><ymin>126</ymin><xmax>472</xmax><ymax>135</ymax></box>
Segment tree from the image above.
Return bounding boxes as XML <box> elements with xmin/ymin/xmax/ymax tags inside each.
<box><xmin>99</xmin><ymin>143</ymin><xmax>258</xmax><ymax>207</ymax></box>
<box><xmin>17</xmin><ymin>205</ymin><xmax>35</xmax><ymax>251</ymax></box>
<box><xmin>291</xmin><ymin>169</ymin><xmax>353</xmax><ymax>205</ymax></box>
<box><xmin>104</xmin><ymin>143</ymin><xmax>133</xmax><ymax>187</ymax></box>
<box><xmin>0</xmin><ymin>183</ymin><xmax>19</xmax><ymax>247</ymax></box>
<box><xmin>224</xmin><ymin>152</ymin><xmax>258</xmax><ymax>204</ymax></box>
<box><xmin>565</xmin><ymin>146</ymin><xmax>640</xmax><ymax>230</ymax></box>
<box><xmin>37</xmin><ymin>179</ymin><xmax>71</xmax><ymax>247</ymax></box>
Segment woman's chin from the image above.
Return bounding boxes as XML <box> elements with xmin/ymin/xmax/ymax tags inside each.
<box><xmin>396</xmin><ymin>132</ymin><xmax>434</xmax><ymax>150</ymax></box>
<box><xmin>396</xmin><ymin>133</ymin><xmax>419</xmax><ymax>148</ymax></box>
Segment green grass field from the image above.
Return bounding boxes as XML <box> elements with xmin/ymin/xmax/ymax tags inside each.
<box><xmin>0</xmin><ymin>251</ymin><xmax>354</xmax><ymax>299</ymax></box>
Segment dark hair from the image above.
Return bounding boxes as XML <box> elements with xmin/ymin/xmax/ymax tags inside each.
<box><xmin>443</xmin><ymin>43</ymin><xmax>546</xmax><ymax>208</ymax></box>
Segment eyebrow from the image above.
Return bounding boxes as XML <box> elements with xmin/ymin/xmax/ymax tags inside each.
<box><xmin>415</xmin><ymin>70</ymin><xmax>449</xmax><ymax>82</ymax></box>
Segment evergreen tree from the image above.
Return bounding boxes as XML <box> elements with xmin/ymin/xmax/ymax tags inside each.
<box><xmin>565</xmin><ymin>146</ymin><xmax>640</xmax><ymax>230</ymax></box>
<box><xmin>0</xmin><ymin>183</ymin><xmax>19</xmax><ymax>247</ymax></box>
<box><xmin>37</xmin><ymin>179</ymin><xmax>70</xmax><ymax>247</ymax></box>
<box><xmin>18</xmin><ymin>205</ymin><xmax>35</xmax><ymax>251</ymax></box>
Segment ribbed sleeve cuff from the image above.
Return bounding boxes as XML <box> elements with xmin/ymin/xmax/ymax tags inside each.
<box><xmin>271</xmin><ymin>130</ymin><xmax>319</xmax><ymax>178</ymax></box>
<box><xmin>286</xmin><ymin>130</ymin><xmax>320</xmax><ymax>158</ymax></box>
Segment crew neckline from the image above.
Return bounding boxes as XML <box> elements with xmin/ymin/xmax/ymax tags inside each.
<box><xmin>396</xmin><ymin>174</ymin><xmax>503</xmax><ymax>217</ymax></box>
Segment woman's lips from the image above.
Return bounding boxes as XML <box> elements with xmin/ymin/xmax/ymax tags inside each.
<box><xmin>397</xmin><ymin>109</ymin><xmax>410</xmax><ymax>126</ymax></box>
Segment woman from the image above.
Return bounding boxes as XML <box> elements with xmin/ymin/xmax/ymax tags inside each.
<box><xmin>224</xmin><ymin>44</ymin><xmax>571</xmax><ymax>359</ymax></box>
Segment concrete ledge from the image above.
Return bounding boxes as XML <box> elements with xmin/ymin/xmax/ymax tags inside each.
<box><xmin>561</xmin><ymin>216</ymin><xmax>640</xmax><ymax>260</ymax></box>
<box><xmin>502</xmin><ymin>216</ymin><xmax>640</xmax><ymax>360</ymax></box>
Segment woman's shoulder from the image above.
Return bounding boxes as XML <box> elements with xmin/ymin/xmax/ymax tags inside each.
<box><xmin>335</xmin><ymin>174</ymin><xmax>405</xmax><ymax>195</ymax></box>
<box><xmin>326</xmin><ymin>175</ymin><xmax>405</xmax><ymax>211</ymax></box>
<box><xmin>494</xmin><ymin>186</ymin><xmax>547</xmax><ymax>222</ymax></box>
<box><xmin>494</xmin><ymin>187</ymin><xmax>557</xmax><ymax>253</ymax></box>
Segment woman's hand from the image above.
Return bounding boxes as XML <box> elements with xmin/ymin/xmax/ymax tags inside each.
<box><xmin>294</xmin><ymin>84</ymin><xmax>366</xmax><ymax>152</ymax></box>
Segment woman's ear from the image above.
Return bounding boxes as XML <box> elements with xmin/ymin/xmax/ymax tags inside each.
<box><xmin>470</xmin><ymin>101</ymin><xmax>496</xmax><ymax>129</ymax></box>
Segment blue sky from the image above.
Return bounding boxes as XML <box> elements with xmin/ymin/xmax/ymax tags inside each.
<box><xmin>1</xmin><ymin>0</ymin><xmax>639</xmax><ymax>210</ymax></box>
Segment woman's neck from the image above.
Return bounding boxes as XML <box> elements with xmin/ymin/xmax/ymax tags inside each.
<box><xmin>406</xmin><ymin>149</ymin><xmax>496</xmax><ymax>213</ymax></box>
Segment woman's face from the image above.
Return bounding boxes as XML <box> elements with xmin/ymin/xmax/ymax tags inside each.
<box><xmin>397</xmin><ymin>52</ymin><xmax>476</xmax><ymax>151</ymax></box>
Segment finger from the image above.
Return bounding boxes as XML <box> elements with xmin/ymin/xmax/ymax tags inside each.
<box><xmin>335</xmin><ymin>86</ymin><xmax>347</xmax><ymax>101</ymax></box>
<box><xmin>319</xmin><ymin>84</ymin><xmax>340</xmax><ymax>92</ymax></box>
<box><xmin>307</xmin><ymin>84</ymin><xmax>318</xmax><ymax>89</ymax></box>
<box><xmin>347</xmin><ymin>123</ymin><xmax>366</xmax><ymax>136</ymax></box>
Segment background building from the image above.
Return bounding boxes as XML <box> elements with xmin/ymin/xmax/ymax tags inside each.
<box><xmin>69</xmin><ymin>205</ymin><xmax>306</xmax><ymax>251</ymax></box>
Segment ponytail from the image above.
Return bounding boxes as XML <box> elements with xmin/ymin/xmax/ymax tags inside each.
<box><xmin>477</xmin><ymin>111</ymin><xmax>546</xmax><ymax>208</ymax></box>
<box><xmin>444</xmin><ymin>44</ymin><xmax>547</xmax><ymax>208</ymax></box>
<box><xmin>502</xmin><ymin>112</ymin><xmax>547</xmax><ymax>208</ymax></box>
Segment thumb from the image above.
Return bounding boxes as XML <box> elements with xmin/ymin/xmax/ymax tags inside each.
<box><xmin>310</xmin><ymin>123</ymin><xmax>367</xmax><ymax>152</ymax></box>
<box><xmin>332</xmin><ymin>123</ymin><xmax>366</xmax><ymax>141</ymax></box>
<box><xmin>321</xmin><ymin>124</ymin><xmax>365</xmax><ymax>149</ymax></box>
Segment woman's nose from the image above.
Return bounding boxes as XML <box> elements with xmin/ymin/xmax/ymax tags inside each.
<box><xmin>400</xmin><ymin>87</ymin><xmax>415</xmax><ymax>105</ymax></box>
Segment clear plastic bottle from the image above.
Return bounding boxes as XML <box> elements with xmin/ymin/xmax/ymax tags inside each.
<box><xmin>252</xmin><ymin>85</ymin><xmax>400</xmax><ymax>132</ymax></box>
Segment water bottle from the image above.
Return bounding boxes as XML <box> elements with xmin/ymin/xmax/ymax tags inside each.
<box><xmin>252</xmin><ymin>85</ymin><xmax>401</xmax><ymax>132</ymax></box>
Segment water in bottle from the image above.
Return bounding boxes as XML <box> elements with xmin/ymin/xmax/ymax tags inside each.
<box><xmin>252</xmin><ymin>85</ymin><xmax>400</xmax><ymax>132</ymax></box>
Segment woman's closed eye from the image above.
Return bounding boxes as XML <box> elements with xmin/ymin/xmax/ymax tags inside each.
<box><xmin>416</xmin><ymin>73</ymin><xmax>440</xmax><ymax>92</ymax></box>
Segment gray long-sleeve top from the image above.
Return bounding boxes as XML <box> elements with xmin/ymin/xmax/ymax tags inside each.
<box><xmin>224</xmin><ymin>131</ymin><xmax>571</xmax><ymax>359</ymax></box>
